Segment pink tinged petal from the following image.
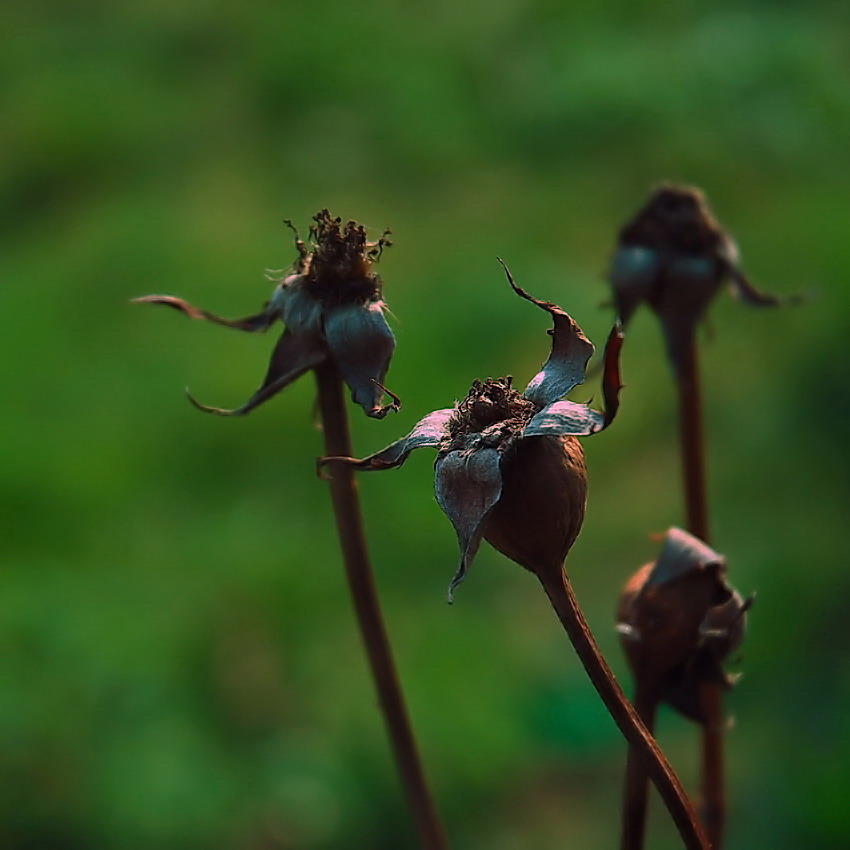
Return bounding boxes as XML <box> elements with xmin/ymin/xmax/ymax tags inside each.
<box><xmin>323</xmin><ymin>300</ymin><xmax>398</xmax><ymax>418</ymax></box>
<box><xmin>186</xmin><ymin>328</ymin><xmax>326</xmax><ymax>416</ymax></box>
<box><xmin>434</xmin><ymin>448</ymin><xmax>503</xmax><ymax>602</ymax></box>
<box><xmin>319</xmin><ymin>408</ymin><xmax>455</xmax><ymax>471</ymax></box>
<box><xmin>610</xmin><ymin>246</ymin><xmax>660</xmax><ymax>325</ymax></box>
<box><xmin>523</xmin><ymin>400</ymin><xmax>605</xmax><ymax>437</ymax></box>
<box><xmin>647</xmin><ymin>527</ymin><xmax>724</xmax><ymax>587</ymax></box>
<box><xmin>131</xmin><ymin>295</ymin><xmax>277</xmax><ymax>332</ymax></box>
<box><xmin>497</xmin><ymin>260</ymin><xmax>596</xmax><ymax>406</ymax></box>
<box><xmin>523</xmin><ymin>322</ymin><xmax>624</xmax><ymax>437</ymax></box>
<box><xmin>599</xmin><ymin>322</ymin><xmax>624</xmax><ymax>428</ymax></box>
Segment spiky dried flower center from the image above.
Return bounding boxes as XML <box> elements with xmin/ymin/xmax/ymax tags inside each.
<box><xmin>619</xmin><ymin>185</ymin><xmax>723</xmax><ymax>254</ymax></box>
<box><xmin>447</xmin><ymin>378</ymin><xmax>537</xmax><ymax>450</ymax></box>
<box><xmin>296</xmin><ymin>209</ymin><xmax>392</xmax><ymax>305</ymax></box>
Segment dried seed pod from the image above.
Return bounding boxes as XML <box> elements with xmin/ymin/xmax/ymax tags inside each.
<box><xmin>134</xmin><ymin>209</ymin><xmax>399</xmax><ymax>418</ymax></box>
<box><xmin>483</xmin><ymin>432</ymin><xmax>587</xmax><ymax>575</ymax></box>
<box><xmin>610</xmin><ymin>184</ymin><xmax>785</xmax><ymax>376</ymax></box>
<box><xmin>616</xmin><ymin>528</ymin><xmax>752</xmax><ymax>723</ymax></box>
<box><xmin>321</xmin><ymin>262</ymin><xmax>624</xmax><ymax>599</ymax></box>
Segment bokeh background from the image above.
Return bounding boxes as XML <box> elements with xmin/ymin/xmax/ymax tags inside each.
<box><xmin>4</xmin><ymin>1</ymin><xmax>849</xmax><ymax>847</ymax></box>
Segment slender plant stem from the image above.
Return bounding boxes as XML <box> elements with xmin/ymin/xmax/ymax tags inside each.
<box><xmin>537</xmin><ymin>566</ymin><xmax>709</xmax><ymax>850</ymax></box>
<box><xmin>620</xmin><ymin>687</ymin><xmax>659</xmax><ymax>850</ymax></box>
<box><xmin>675</xmin><ymin>336</ymin><xmax>725</xmax><ymax>849</ymax></box>
<box><xmin>698</xmin><ymin>682</ymin><xmax>726</xmax><ymax>849</ymax></box>
<box><xmin>675</xmin><ymin>337</ymin><xmax>710</xmax><ymax>543</ymax></box>
<box><xmin>314</xmin><ymin>361</ymin><xmax>447</xmax><ymax>850</ymax></box>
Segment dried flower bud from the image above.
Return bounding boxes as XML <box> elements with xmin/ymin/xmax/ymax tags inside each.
<box><xmin>610</xmin><ymin>184</ymin><xmax>786</xmax><ymax>374</ymax></box>
<box><xmin>616</xmin><ymin>528</ymin><xmax>752</xmax><ymax>723</ymax></box>
<box><xmin>134</xmin><ymin>210</ymin><xmax>399</xmax><ymax>418</ymax></box>
<box><xmin>321</xmin><ymin>261</ymin><xmax>624</xmax><ymax>600</ymax></box>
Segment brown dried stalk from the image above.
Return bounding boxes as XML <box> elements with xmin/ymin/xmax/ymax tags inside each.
<box><xmin>610</xmin><ymin>185</ymin><xmax>782</xmax><ymax>848</ymax></box>
<box><xmin>136</xmin><ymin>211</ymin><xmax>445</xmax><ymax>849</ymax></box>
<box><xmin>316</xmin><ymin>361</ymin><xmax>447</xmax><ymax>850</ymax></box>
<box><xmin>321</xmin><ymin>263</ymin><xmax>707</xmax><ymax>848</ymax></box>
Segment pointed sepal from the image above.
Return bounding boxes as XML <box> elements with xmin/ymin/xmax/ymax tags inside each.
<box><xmin>434</xmin><ymin>448</ymin><xmax>503</xmax><ymax>601</ymax></box>
<box><xmin>497</xmin><ymin>259</ymin><xmax>595</xmax><ymax>406</ymax></box>
<box><xmin>318</xmin><ymin>408</ymin><xmax>455</xmax><ymax>471</ymax></box>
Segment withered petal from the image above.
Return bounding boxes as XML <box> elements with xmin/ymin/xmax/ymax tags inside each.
<box><xmin>132</xmin><ymin>295</ymin><xmax>277</xmax><ymax>332</ymax></box>
<box><xmin>599</xmin><ymin>322</ymin><xmax>625</xmax><ymax>428</ymax></box>
<box><xmin>318</xmin><ymin>408</ymin><xmax>455</xmax><ymax>471</ymax></box>
<box><xmin>610</xmin><ymin>245</ymin><xmax>660</xmax><ymax>325</ymax></box>
<box><xmin>523</xmin><ymin>400</ymin><xmax>605</xmax><ymax>437</ymax></box>
<box><xmin>434</xmin><ymin>448</ymin><xmax>503</xmax><ymax>602</ymax></box>
<box><xmin>725</xmin><ymin>266</ymin><xmax>784</xmax><ymax>307</ymax></box>
<box><xmin>715</xmin><ymin>237</ymin><xmax>780</xmax><ymax>307</ymax></box>
<box><xmin>647</xmin><ymin>527</ymin><xmax>724</xmax><ymax>588</ymax></box>
<box><xmin>323</xmin><ymin>300</ymin><xmax>399</xmax><ymax>418</ymax></box>
<box><xmin>699</xmin><ymin>591</ymin><xmax>752</xmax><ymax>650</ymax></box>
<box><xmin>185</xmin><ymin>328</ymin><xmax>327</xmax><ymax>416</ymax></box>
<box><xmin>497</xmin><ymin>260</ymin><xmax>596</xmax><ymax>406</ymax></box>
<box><xmin>522</xmin><ymin>323</ymin><xmax>623</xmax><ymax>437</ymax></box>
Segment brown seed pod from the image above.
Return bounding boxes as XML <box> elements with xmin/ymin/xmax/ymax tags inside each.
<box><xmin>320</xmin><ymin>261</ymin><xmax>623</xmax><ymax>600</ymax></box>
<box><xmin>484</xmin><ymin>433</ymin><xmax>587</xmax><ymax>576</ymax></box>
<box><xmin>616</xmin><ymin>528</ymin><xmax>752</xmax><ymax>723</ymax></box>
<box><xmin>610</xmin><ymin>184</ymin><xmax>786</xmax><ymax>376</ymax></box>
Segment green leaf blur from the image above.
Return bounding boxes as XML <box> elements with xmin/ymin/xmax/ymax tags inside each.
<box><xmin>4</xmin><ymin>1</ymin><xmax>848</xmax><ymax>847</ymax></box>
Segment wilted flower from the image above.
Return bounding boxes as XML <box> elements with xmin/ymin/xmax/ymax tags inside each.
<box><xmin>616</xmin><ymin>527</ymin><xmax>752</xmax><ymax>723</ymax></box>
<box><xmin>322</xmin><ymin>261</ymin><xmax>623</xmax><ymax>600</ymax></box>
<box><xmin>610</xmin><ymin>184</ymin><xmax>786</xmax><ymax>373</ymax></box>
<box><xmin>134</xmin><ymin>209</ymin><xmax>399</xmax><ymax>418</ymax></box>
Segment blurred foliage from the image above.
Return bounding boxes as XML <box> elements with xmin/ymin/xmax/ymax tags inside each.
<box><xmin>3</xmin><ymin>0</ymin><xmax>849</xmax><ymax>847</ymax></box>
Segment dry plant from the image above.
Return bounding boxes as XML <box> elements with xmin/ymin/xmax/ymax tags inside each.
<box><xmin>134</xmin><ymin>211</ymin><xmax>446</xmax><ymax>850</ymax></box>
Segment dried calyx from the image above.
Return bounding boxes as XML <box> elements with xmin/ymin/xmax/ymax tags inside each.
<box><xmin>616</xmin><ymin>528</ymin><xmax>753</xmax><ymax>723</ymax></box>
<box><xmin>610</xmin><ymin>184</ymin><xmax>787</xmax><ymax>372</ymax></box>
<box><xmin>134</xmin><ymin>209</ymin><xmax>399</xmax><ymax>418</ymax></box>
<box><xmin>320</xmin><ymin>261</ymin><xmax>624</xmax><ymax>599</ymax></box>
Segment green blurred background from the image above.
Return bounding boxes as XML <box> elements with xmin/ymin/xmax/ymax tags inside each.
<box><xmin>4</xmin><ymin>1</ymin><xmax>849</xmax><ymax>847</ymax></box>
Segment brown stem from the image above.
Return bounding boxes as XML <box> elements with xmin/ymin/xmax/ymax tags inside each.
<box><xmin>621</xmin><ymin>688</ymin><xmax>659</xmax><ymax>850</ymax></box>
<box><xmin>675</xmin><ymin>337</ymin><xmax>710</xmax><ymax>543</ymax></box>
<box><xmin>675</xmin><ymin>336</ymin><xmax>725</xmax><ymax>849</ymax></box>
<box><xmin>699</xmin><ymin>682</ymin><xmax>726</xmax><ymax>849</ymax></box>
<box><xmin>537</xmin><ymin>566</ymin><xmax>709</xmax><ymax>850</ymax></box>
<box><xmin>314</xmin><ymin>361</ymin><xmax>447</xmax><ymax>850</ymax></box>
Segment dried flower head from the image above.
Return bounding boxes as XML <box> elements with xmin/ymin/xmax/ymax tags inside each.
<box><xmin>610</xmin><ymin>184</ymin><xmax>786</xmax><ymax>373</ymax></box>
<box><xmin>134</xmin><ymin>210</ymin><xmax>399</xmax><ymax>418</ymax></box>
<box><xmin>616</xmin><ymin>528</ymin><xmax>753</xmax><ymax>723</ymax></box>
<box><xmin>322</xmin><ymin>261</ymin><xmax>624</xmax><ymax>600</ymax></box>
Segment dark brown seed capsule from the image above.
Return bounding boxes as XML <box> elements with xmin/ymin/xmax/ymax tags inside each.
<box><xmin>484</xmin><ymin>434</ymin><xmax>587</xmax><ymax>576</ymax></box>
<box><xmin>616</xmin><ymin>529</ymin><xmax>752</xmax><ymax>723</ymax></box>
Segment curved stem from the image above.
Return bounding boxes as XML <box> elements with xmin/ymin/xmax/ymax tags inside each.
<box><xmin>314</xmin><ymin>362</ymin><xmax>447</xmax><ymax>850</ymax></box>
<box><xmin>537</xmin><ymin>566</ymin><xmax>709</xmax><ymax>850</ymax></box>
<box><xmin>620</xmin><ymin>687</ymin><xmax>659</xmax><ymax>850</ymax></box>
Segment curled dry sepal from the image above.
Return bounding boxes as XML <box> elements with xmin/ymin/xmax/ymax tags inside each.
<box><xmin>616</xmin><ymin>527</ymin><xmax>753</xmax><ymax>723</ymax></box>
<box><xmin>321</xmin><ymin>260</ymin><xmax>624</xmax><ymax>601</ymax></box>
<box><xmin>610</xmin><ymin>184</ymin><xmax>793</xmax><ymax>374</ymax></box>
<box><xmin>133</xmin><ymin>210</ymin><xmax>400</xmax><ymax>418</ymax></box>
